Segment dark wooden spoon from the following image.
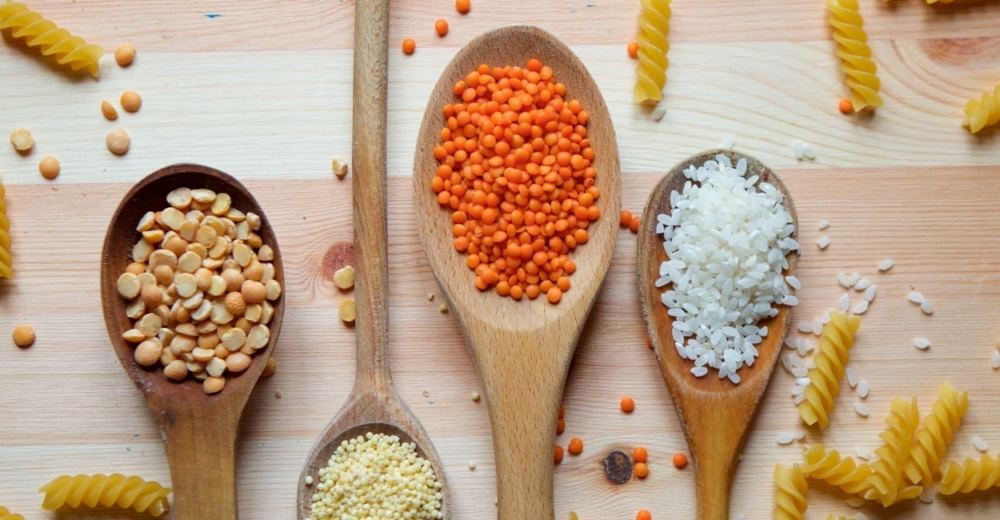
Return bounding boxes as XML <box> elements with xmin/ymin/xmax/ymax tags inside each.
<box><xmin>413</xmin><ymin>26</ymin><xmax>621</xmax><ymax>519</ymax></box>
<box><xmin>101</xmin><ymin>163</ymin><xmax>284</xmax><ymax>519</ymax></box>
<box><xmin>297</xmin><ymin>0</ymin><xmax>449</xmax><ymax>518</ymax></box>
<box><xmin>637</xmin><ymin>149</ymin><xmax>798</xmax><ymax>520</ymax></box>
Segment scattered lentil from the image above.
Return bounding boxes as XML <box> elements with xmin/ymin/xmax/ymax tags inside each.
<box><xmin>633</xmin><ymin>447</ymin><xmax>648</xmax><ymax>463</ymax></box>
<box><xmin>38</xmin><ymin>155</ymin><xmax>59</xmax><ymax>179</ymax></box>
<box><xmin>838</xmin><ymin>98</ymin><xmax>853</xmax><ymax>114</ymax></box>
<box><xmin>435</xmin><ymin>19</ymin><xmax>448</xmax><ymax>37</ymax></box>
<box><xmin>634</xmin><ymin>462</ymin><xmax>649</xmax><ymax>479</ymax></box>
<box><xmin>554</xmin><ymin>445</ymin><xmax>564</xmax><ymax>464</ymax></box>
<box><xmin>309</xmin><ymin>433</ymin><xmax>443</xmax><ymax>519</ymax></box>
<box><xmin>471</xmin><ymin>391</ymin><xmax>480</xmax><ymax>402</ymax></box>
<box><xmin>468</xmin><ymin>461</ymin><xmax>476</xmax><ymax>470</ymax></box>
<box><xmin>106</xmin><ymin>128</ymin><xmax>131</xmax><ymax>155</ymax></box>
<box><xmin>568</xmin><ymin>437</ymin><xmax>583</xmax><ymax>455</ymax></box>
<box><xmin>620</xmin><ymin>396</ymin><xmax>635</xmax><ymax>413</ymax></box>
<box><xmin>115</xmin><ymin>43</ymin><xmax>136</xmax><ymax>66</ymax></box>
<box><xmin>455</xmin><ymin>0</ymin><xmax>471</xmax><ymax>13</ymax></box>
<box><xmin>9</xmin><ymin>128</ymin><xmax>33</xmax><ymax>152</ymax></box>
<box><xmin>636</xmin><ymin>510</ymin><xmax>652</xmax><ymax>520</ymax></box>
<box><xmin>121</xmin><ymin>90</ymin><xmax>142</xmax><ymax>112</ymax></box>
<box><xmin>339</xmin><ymin>299</ymin><xmax>356</xmax><ymax>323</ymax></box>
<box><xmin>439</xmin><ymin>303</ymin><xmax>448</xmax><ymax>313</ymax></box>
<box><xmin>672</xmin><ymin>452</ymin><xmax>687</xmax><ymax>469</ymax></box>
<box><xmin>628</xmin><ymin>42</ymin><xmax>639</xmax><ymax>58</ymax></box>
<box><xmin>12</xmin><ymin>325</ymin><xmax>35</xmax><ymax>348</ymax></box>
<box><xmin>556</xmin><ymin>418</ymin><xmax>565</xmax><ymax>435</ymax></box>
<box><xmin>101</xmin><ymin>100</ymin><xmax>119</xmax><ymax>120</ymax></box>
<box><xmin>402</xmin><ymin>38</ymin><xmax>416</xmax><ymax>55</ymax></box>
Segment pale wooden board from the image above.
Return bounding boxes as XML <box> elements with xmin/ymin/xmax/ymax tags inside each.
<box><xmin>2</xmin><ymin>0</ymin><xmax>1000</xmax><ymax>519</ymax></box>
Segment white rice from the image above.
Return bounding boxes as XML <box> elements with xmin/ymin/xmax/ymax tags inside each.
<box><xmin>840</xmin><ymin>293</ymin><xmax>850</xmax><ymax>312</ymax></box>
<box><xmin>652</xmin><ymin>105</ymin><xmax>666</xmax><ymax>122</ymax></box>
<box><xmin>914</xmin><ymin>338</ymin><xmax>931</xmax><ymax>350</ymax></box>
<box><xmin>817</xmin><ymin>236</ymin><xmax>830</xmax><ymax>249</ymax></box>
<box><xmin>846</xmin><ymin>367</ymin><xmax>858</xmax><ymax>388</ymax></box>
<box><xmin>854</xmin><ymin>278</ymin><xmax>872</xmax><ymax>290</ymax></box>
<box><xmin>792</xmin><ymin>367</ymin><xmax>809</xmax><ymax>378</ymax></box>
<box><xmin>974</xmin><ymin>436</ymin><xmax>988</xmax><ymax>452</ymax></box>
<box><xmin>657</xmin><ymin>156</ymin><xmax>797</xmax><ymax>383</ymax></box>
<box><xmin>851</xmin><ymin>301</ymin><xmax>869</xmax><ymax>315</ymax></box>
<box><xmin>784</xmin><ymin>336</ymin><xmax>800</xmax><ymax>350</ymax></box>
<box><xmin>821</xmin><ymin>309</ymin><xmax>833</xmax><ymax>324</ymax></box>
<box><xmin>786</xmin><ymin>275</ymin><xmax>801</xmax><ymax>290</ymax></box>
<box><xmin>855</xmin><ymin>447</ymin><xmax>869</xmax><ymax>459</ymax></box>
<box><xmin>794</xmin><ymin>139</ymin><xmax>804</xmax><ymax>160</ymax></box>
<box><xmin>848</xmin><ymin>272</ymin><xmax>861</xmax><ymax>286</ymax></box>
<box><xmin>854</xmin><ymin>403</ymin><xmax>870</xmax><ymax>417</ymax></box>
<box><xmin>793</xmin><ymin>393</ymin><xmax>807</xmax><ymax>404</ymax></box>
<box><xmin>818</xmin><ymin>220</ymin><xmax>829</xmax><ymax>230</ymax></box>
<box><xmin>992</xmin><ymin>351</ymin><xmax>1000</xmax><ymax>369</ymax></box>
<box><xmin>813</xmin><ymin>317</ymin><xmax>823</xmax><ymax>335</ymax></box>
<box><xmin>847</xmin><ymin>497</ymin><xmax>866</xmax><ymax>508</ymax></box>
<box><xmin>798</xmin><ymin>321</ymin><xmax>813</xmax><ymax>333</ymax></box>
<box><xmin>795</xmin><ymin>377</ymin><xmax>812</xmax><ymax>386</ymax></box>
<box><xmin>838</xmin><ymin>271</ymin><xmax>851</xmax><ymax>288</ymax></box>
<box><xmin>797</xmin><ymin>339</ymin><xmax>815</xmax><ymax>356</ymax></box>
<box><xmin>802</xmin><ymin>143</ymin><xmax>816</xmax><ymax>160</ymax></box>
<box><xmin>857</xmin><ymin>378</ymin><xmax>869</xmax><ymax>398</ymax></box>
<box><xmin>919</xmin><ymin>487</ymin><xmax>936</xmax><ymax>504</ymax></box>
<box><xmin>921</xmin><ymin>300</ymin><xmax>934</xmax><ymax>315</ymax></box>
<box><xmin>735</xmin><ymin>514</ymin><xmax>745</xmax><ymax>520</ymax></box>
<box><xmin>720</xmin><ymin>135</ymin><xmax>735</xmax><ymax>149</ymax></box>
<box><xmin>782</xmin><ymin>354</ymin><xmax>803</xmax><ymax>373</ymax></box>
<box><xmin>791</xmin><ymin>383</ymin><xmax>807</xmax><ymax>396</ymax></box>
<box><xmin>776</xmin><ymin>432</ymin><xmax>796</xmax><ymax>445</ymax></box>
<box><xmin>878</xmin><ymin>258</ymin><xmax>893</xmax><ymax>271</ymax></box>
<box><xmin>794</xmin><ymin>431</ymin><xmax>805</xmax><ymax>440</ymax></box>
<box><xmin>908</xmin><ymin>291</ymin><xmax>925</xmax><ymax>304</ymax></box>
<box><xmin>865</xmin><ymin>285</ymin><xmax>877</xmax><ymax>302</ymax></box>
<box><xmin>691</xmin><ymin>366</ymin><xmax>709</xmax><ymax>377</ymax></box>
<box><xmin>856</xmin><ymin>513</ymin><xmax>870</xmax><ymax>520</ymax></box>
<box><xmin>804</xmin><ymin>358</ymin><xmax>816</xmax><ymax>369</ymax></box>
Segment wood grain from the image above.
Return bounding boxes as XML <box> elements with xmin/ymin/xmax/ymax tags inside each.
<box><xmin>3</xmin><ymin>0</ymin><xmax>1000</xmax><ymax>518</ymax></box>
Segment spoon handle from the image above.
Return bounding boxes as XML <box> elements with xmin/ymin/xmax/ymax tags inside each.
<box><xmin>352</xmin><ymin>0</ymin><xmax>391</xmax><ymax>391</ymax></box>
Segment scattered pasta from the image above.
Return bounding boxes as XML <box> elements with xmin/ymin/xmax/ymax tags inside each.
<box><xmin>826</xmin><ymin>0</ymin><xmax>883</xmax><ymax>111</ymax></box>
<box><xmin>799</xmin><ymin>312</ymin><xmax>861</xmax><ymax>428</ymax></box>
<box><xmin>801</xmin><ymin>444</ymin><xmax>873</xmax><ymax>496</ymax></box>
<box><xmin>0</xmin><ymin>2</ymin><xmax>104</xmax><ymax>78</ymax></box>
<box><xmin>963</xmin><ymin>83</ymin><xmax>1000</xmax><ymax>134</ymax></box>
<box><xmin>774</xmin><ymin>463</ymin><xmax>809</xmax><ymax>520</ymax></box>
<box><xmin>905</xmin><ymin>382</ymin><xmax>969</xmax><ymax>486</ymax></box>
<box><xmin>633</xmin><ymin>0</ymin><xmax>670</xmax><ymax>104</ymax></box>
<box><xmin>0</xmin><ymin>506</ymin><xmax>24</xmax><ymax>520</ymax></box>
<box><xmin>939</xmin><ymin>453</ymin><xmax>1000</xmax><ymax>495</ymax></box>
<box><xmin>0</xmin><ymin>181</ymin><xmax>10</xmax><ymax>280</ymax></box>
<box><xmin>39</xmin><ymin>473</ymin><xmax>171</xmax><ymax>517</ymax></box>
<box><xmin>864</xmin><ymin>396</ymin><xmax>923</xmax><ymax>506</ymax></box>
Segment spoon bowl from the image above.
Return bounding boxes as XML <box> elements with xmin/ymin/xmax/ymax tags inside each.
<box><xmin>101</xmin><ymin>163</ymin><xmax>284</xmax><ymax>518</ymax></box>
<box><xmin>637</xmin><ymin>149</ymin><xmax>797</xmax><ymax>520</ymax></box>
<box><xmin>298</xmin><ymin>1</ymin><xmax>449</xmax><ymax>517</ymax></box>
<box><xmin>414</xmin><ymin>25</ymin><xmax>620</xmax><ymax>518</ymax></box>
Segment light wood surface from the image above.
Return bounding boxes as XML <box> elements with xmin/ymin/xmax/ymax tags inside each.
<box><xmin>637</xmin><ymin>150</ymin><xmax>797</xmax><ymax>520</ymax></box>
<box><xmin>413</xmin><ymin>26</ymin><xmax>620</xmax><ymax>519</ymax></box>
<box><xmin>99</xmin><ymin>164</ymin><xmax>284</xmax><ymax>519</ymax></box>
<box><xmin>297</xmin><ymin>0</ymin><xmax>450</xmax><ymax>517</ymax></box>
<box><xmin>2</xmin><ymin>1</ymin><xmax>1000</xmax><ymax>519</ymax></box>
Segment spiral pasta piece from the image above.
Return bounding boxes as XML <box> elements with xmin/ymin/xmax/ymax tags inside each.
<box><xmin>799</xmin><ymin>312</ymin><xmax>861</xmax><ymax>428</ymax></box>
<box><xmin>0</xmin><ymin>506</ymin><xmax>24</xmax><ymax>520</ymax></box>
<box><xmin>774</xmin><ymin>463</ymin><xmax>808</xmax><ymax>520</ymax></box>
<box><xmin>0</xmin><ymin>2</ymin><xmax>104</xmax><ymax>78</ymax></box>
<box><xmin>0</xmin><ymin>182</ymin><xmax>11</xmax><ymax>280</ymax></box>
<box><xmin>939</xmin><ymin>453</ymin><xmax>1000</xmax><ymax>495</ymax></box>
<box><xmin>801</xmin><ymin>444</ymin><xmax>873</xmax><ymax>495</ymax></box>
<box><xmin>826</xmin><ymin>0</ymin><xmax>883</xmax><ymax>111</ymax></box>
<box><xmin>39</xmin><ymin>473</ymin><xmax>171</xmax><ymax>517</ymax></box>
<box><xmin>864</xmin><ymin>396</ymin><xmax>922</xmax><ymax>506</ymax></box>
<box><xmin>904</xmin><ymin>381</ymin><xmax>969</xmax><ymax>486</ymax></box>
<box><xmin>963</xmin><ymin>83</ymin><xmax>1000</xmax><ymax>134</ymax></box>
<box><xmin>634</xmin><ymin>0</ymin><xmax>670</xmax><ymax>104</ymax></box>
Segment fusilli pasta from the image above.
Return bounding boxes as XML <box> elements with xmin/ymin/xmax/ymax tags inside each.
<box><xmin>633</xmin><ymin>0</ymin><xmax>670</xmax><ymax>104</ymax></box>
<box><xmin>904</xmin><ymin>381</ymin><xmax>969</xmax><ymax>486</ymax></box>
<box><xmin>801</xmin><ymin>444</ymin><xmax>873</xmax><ymax>495</ymax></box>
<box><xmin>774</xmin><ymin>463</ymin><xmax>809</xmax><ymax>520</ymax></box>
<box><xmin>0</xmin><ymin>506</ymin><xmax>24</xmax><ymax>520</ymax></box>
<box><xmin>0</xmin><ymin>2</ymin><xmax>104</xmax><ymax>78</ymax></box>
<box><xmin>826</xmin><ymin>0</ymin><xmax>883</xmax><ymax>112</ymax></box>
<box><xmin>864</xmin><ymin>396</ymin><xmax>922</xmax><ymax>506</ymax></box>
<box><xmin>0</xmin><ymin>182</ymin><xmax>10</xmax><ymax>280</ymax></box>
<box><xmin>799</xmin><ymin>312</ymin><xmax>861</xmax><ymax>428</ymax></box>
<box><xmin>939</xmin><ymin>453</ymin><xmax>1000</xmax><ymax>495</ymax></box>
<box><xmin>39</xmin><ymin>473</ymin><xmax>171</xmax><ymax>517</ymax></box>
<box><xmin>963</xmin><ymin>83</ymin><xmax>1000</xmax><ymax>134</ymax></box>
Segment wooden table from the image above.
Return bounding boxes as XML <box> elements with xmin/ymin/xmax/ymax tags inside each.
<box><xmin>3</xmin><ymin>1</ymin><xmax>1000</xmax><ymax>518</ymax></box>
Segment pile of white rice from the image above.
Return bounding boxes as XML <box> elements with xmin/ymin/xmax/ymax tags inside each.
<box><xmin>656</xmin><ymin>154</ymin><xmax>798</xmax><ymax>384</ymax></box>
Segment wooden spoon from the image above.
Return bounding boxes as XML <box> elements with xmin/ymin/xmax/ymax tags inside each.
<box><xmin>413</xmin><ymin>26</ymin><xmax>621</xmax><ymax>519</ymax></box>
<box><xmin>100</xmin><ymin>163</ymin><xmax>284</xmax><ymax>519</ymax></box>
<box><xmin>637</xmin><ymin>149</ymin><xmax>798</xmax><ymax>520</ymax></box>
<box><xmin>296</xmin><ymin>0</ymin><xmax>450</xmax><ymax>517</ymax></box>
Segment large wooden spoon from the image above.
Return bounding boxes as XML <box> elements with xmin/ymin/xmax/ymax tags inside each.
<box><xmin>101</xmin><ymin>163</ymin><xmax>284</xmax><ymax>518</ymax></box>
<box><xmin>296</xmin><ymin>0</ymin><xmax>449</xmax><ymax>518</ymax></box>
<box><xmin>637</xmin><ymin>149</ymin><xmax>798</xmax><ymax>520</ymax></box>
<box><xmin>413</xmin><ymin>26</ymin><xmax>621</xmax><ymax>519</ymax></box>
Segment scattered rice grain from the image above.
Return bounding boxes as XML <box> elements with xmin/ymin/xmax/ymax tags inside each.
<box><xmin>793</xmin><ymin>393</ymin><xmax>806</xmax><ymax>404</ymax></box>
<box><xmin>991</xmin><ymin>351</ymin><xmax>1000</xmax><ymax>369</ymax></box>
<box><xmin>854</xmin><ymin>403</ymin><xmax>869</xmax><ymax>417</ymax></box>
<box><xmin>857</xmin><ymin>379</ymin><xmax>869</xmax><ymax>398</ymax></box>
<box><xmin>794</xmin><ymin>431</ymin><xmax>805</xmax><ymax>440</ymax></box>
<box><xmin>792</xmin><ymin>367</ymin><xmax>809</xmax><ymax>378</ymax></box>
<box><xmin>802</xmin><ymin>143</ymin><xmax>816</xmax><ymax>160</ymax></box>
<box><xmin>817</xmin><ymin>236</ymin><xmax>830</xmax><ymax>249</ymax></box>
<box><xmin>720</xmin><ymin>135</ymin><xmax>735</xmax><ymax>149</ymax></box>
<box><xmin>795</xmin><ymin>377</ymin><xmax>811</xmax><ymax>386</ymax></box>
<box><xmin>855</xmin><ymin>447</ymin><xmax>869</xmax><ymax>459</ymax></box>
<box><xmin>776</xmin><ymin>432</ymin><xmax>796</xmax><ymax>445</ymax></box>
<box><xmin>878</xmin><ymin>259</ymin><xmax>893</xmax><ymax>271</ymax></box>
<box><xmin>914</xmin><ymin>338</ymin><xmax>931</xmax><ymax>350</ymax></box>
<box><xmin>854</xmin><ymin>278</ymin><xmax>871</xmax><ymax>290</ymax></box>
<box><xmin>851</xmin><ymin>301</ymin><xmax>869</xmax><ymax>315</ymax></box>
<box><xmin>813</xmin><ymin>318</ymin><xmax>823</xmax><ymax>335</ymax></box>
<box><xmin>818</xmin><ymin>221</ymin><xmax>829</xmax><ymax>230</ymax></box>
<box><xmin>846</xmin><ymin>367</ymin><xmax>858</xmax><ymax>388</ymax></box>
<box><xmin>838</xmin><ymin>272</ymin><xmax>851</xmax><ymax>288</ymax></box>
<box><xmin>652</xmin><ymin>106</ymin><xmax>666</xmax><ymax>122</ymax></box>
<box><xmin>846</xmin><ymin>497</ymin><xmax>865</xmax><ymax>508</ymax></box>
<box><xmin>848</xmin><ymin>272</ymin><xmax>861</xmax><ymax>286</ymax></box>
<box><xmin>919</xmin><ymin>487</ymin><xmax>936</xmax><ymax>504</ymax></box>
<box><xmin>840</xmin><ymin>293</ymin><xmax>850</xmax><ymax>312</ymax></box>
<box><xmin>786</xmin><ymin>275</ymin><xmax>801</xmax><ymax>290</ymax></box>
<box><xmin>797</xmin><ymin>339</ymin><xmax>815</xmax><ymax>356</ymax></box>
<box><xmin>798</xmin><ymin>321</ymin><xmax>813</xmax><ymax>333</ymax></box>
<box><xmin>908</xmin><ymin>291</ymin><xmax>925</xmax><ymax>304</ymax></box>
<box><xmin>974</xmin><ymin>436</ymin><xmax>988</xmax><ymax>452</ymax></box>
<box><xmin>794</xmin><ymin>139</ymin><xmax>804</xmax><ymax>159</ymax></box>
<box><xmin>864</xmin><ymin>285</ymin><xmax>877</xmax><ymax>302</ymax></box>
<box><xmin>921</xmin><ymin>300</ymin><xmax>934</xmax><ymax>315</ymax></box>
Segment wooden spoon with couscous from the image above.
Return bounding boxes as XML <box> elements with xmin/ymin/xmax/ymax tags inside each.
<box><xmin>413</xmin><ymin>26</ymin><xmax>621</xmax><ymax>519</ymax></box>
<box><xmin>297</xmin><ymin>1</ymin><xmax>450</xmax><ymax>518</ymax></box>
